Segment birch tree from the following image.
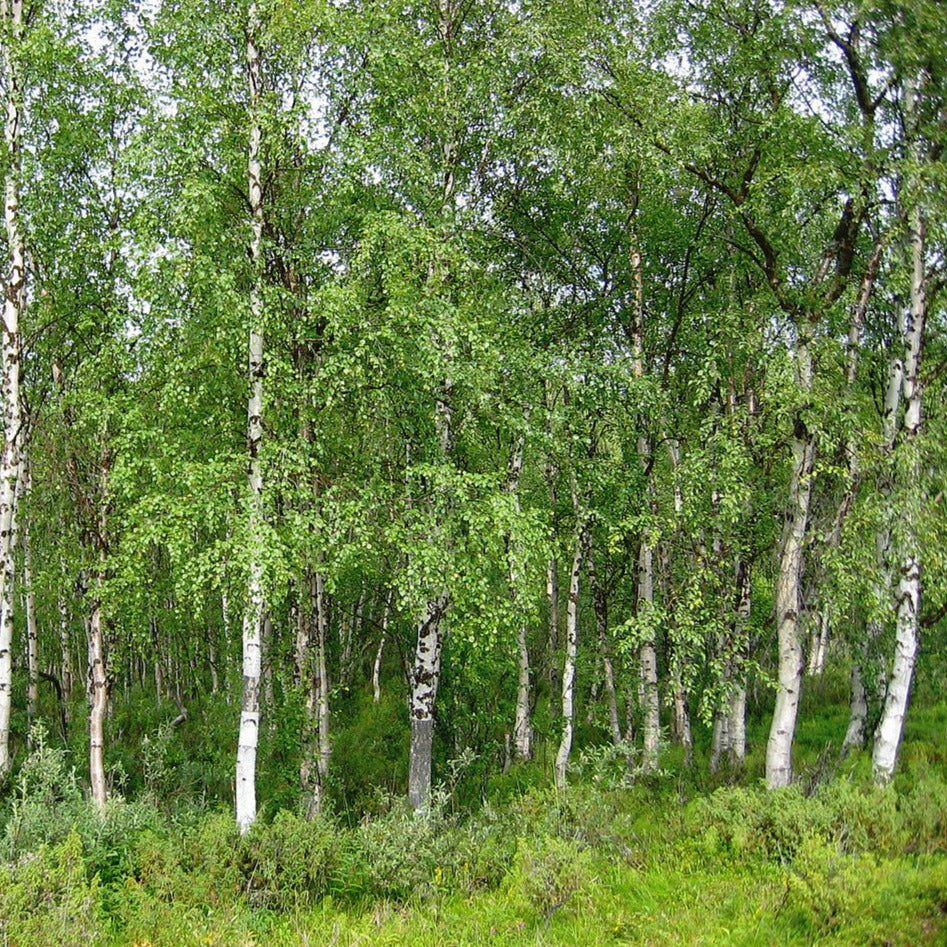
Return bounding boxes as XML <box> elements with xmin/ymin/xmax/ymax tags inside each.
<box><xmin>0</xmin><ymin>0</ymin><xmax>24</xmax><ymax>778</ymax></box>
<box><xmin>872</xmin><ymin>25</ymin><xmax>946</xmax><ymax>778</ymax></box>
<box><xmin>234</xmin><ymin>0</ymin><xmax>266</xmax><ymax>833</ymax></box>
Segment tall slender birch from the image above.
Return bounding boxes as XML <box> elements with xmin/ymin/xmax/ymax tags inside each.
<box><xmin>765</xmin><ymin>326</ymin><xmax>815</xmax><ymax>787</ymax></box>
<box><xmin>628</xmin><ymin>182</ymin><xmax>660</xmax><ymax>773</ymax></box>
<box><xmin>87</xmin><ymin>456</ymin><xmax>110</xmax><ymax>814</ymax></box>
<box><xmin>407</xmin><ymin>375</ymin><xmax>452</xmax><ymax>811</ymax></box>
<box><xmin>21</xmin><ymin>459</ymin><xmax>37</xmax><ymax>731</ymax></box>
<box><xmin>506</xmin><ymin>428</ymin><xmax>533</xmax><ymax>761</ymax></box>
<box><xmin>554</xmin><ymin>482</ymin><xmax>587</xmax><ymax>790</ymax></box>
<box><xmin>236</xmin><ymin>0</ymin><xmax>266</xmax><ymax>833</ymax></box>
<box><xmin>873</xmin><ymin>73</ymin><xmax>928</xmax><ymax>783</ymax></box>
<box><xmin>0</xmin><ymin>0</ymin><xmax>23</xmax><ymax>778</ymax></box>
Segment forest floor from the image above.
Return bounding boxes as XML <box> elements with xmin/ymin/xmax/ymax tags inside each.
<box><xmin>0</xmin><ymin>685</ymin><xmax>945</xmax><ymax>945</ymax></box>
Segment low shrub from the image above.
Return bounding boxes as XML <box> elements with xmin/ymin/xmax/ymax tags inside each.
<box><xmin>0</xmin><ymin>831</ymin><xmax>103</xmax><ymax>946</ymax></box>
<box><xmin>506</xmin><ymin>834</ymin><xmax>596</xmax><ymax>924</ymax></box>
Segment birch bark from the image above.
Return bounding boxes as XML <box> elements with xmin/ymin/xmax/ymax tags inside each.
<box><xmin>0</xmin><ymin>0</ymin><xmax>23</xmax><ymax>778</ymax></box>
<box><xmin>236</xmin><ymin>0</ymin><xmax>266</xmax><ymax>833</ymax></box>
<box><xmin>506</xmin><ymin>429</ymin><xmax>533</xmax><ymax>761</ymax></box>
<box><xmin>873</xmin><ymin>74</ymin><xmax>927</xmax><ymax>782</ymax></box>
<box><xmin>765</xmin><ymin>327</ymin><xmax>815</xmax><ymax>788</ymax></box>
<box><xmin>554</xmin><ymin>500</ymin><xmax>586</xmax><ymax>790</ymax></box>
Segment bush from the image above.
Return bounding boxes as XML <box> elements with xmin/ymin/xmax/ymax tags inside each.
<box><xmin>242</xmin><ymin>809</ymin><xmax>345</xmax><ymax>909</ymax></box>
<box><xmin>506</xmin><ymin>835</ymin><xmax>596</xmax><ymax>924</ymax></box>
<box><xmin>354</xmin><ymin>794</ymin><xmax>453</xmax><ymax>900</ymax></box>
<box><xmin>0</xmin><ymin>831</ymin><xmax>103</xmax><ymax>946</ymax></box>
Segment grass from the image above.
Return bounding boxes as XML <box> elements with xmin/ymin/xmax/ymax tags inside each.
<box><xmin>2</xmin><ymin>679</ymin><xmax>947</xmax><ymax>945</ymax></box>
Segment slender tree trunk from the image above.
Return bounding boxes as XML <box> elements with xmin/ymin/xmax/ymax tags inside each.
<box><xmin>765</xmin><ymin>328</ymin><xmax>815</xmax><ymax>788</ymax></box>
<box><xmin>504</xmin><ymin>430</ymin><xmax>532</xmax><ymax>761</ymax></box>
<box><xmin>638</xmin><ymin>531</ymin><xmax>660</xmax><ymax>773</ymax></box>
<box><xmin>0</xmin><ymin>0</ymin><xmax>24</xmax><ymax>779</ymax></box>
<box><xmin>846</xmin><ymin>351</ymin><xmax>903</xmax><ymax>749</ymax></box>
<box><xmin>628</xmin><ymin>187</ymin><xmax>660</xmax><ymax>774</ymax></box>
<box><xmin>873</xmin><ymin>87</ymin><xmax>926</xmax><ymax>782</ymax></box>
<box><xmin>88</xmin><ymin>564</ymin><xmax>108</xmax><ymax>813</ymax></box>
<box><xmin>372</xmin><ymin>590</ymin><xmax>392</xmax><ymax>704</ymax></box>
<box><xmin>298</xmin><ymin>566</ymin><xmax>331</xmax><ymax>817</ymax></box>
<box><xmin>728</xmin><ymin>559</ymin><xmax>751</xmax><ymax>765</ymax></box>
<box><xmin>22</xmin><ymin>492</ymin><xmax>37</xmax><ymax>732</ymax></box>
<box><xmin>587</xmin><ymin>551</ymin><xmax>622</xmax><ymax>748</ymax></box>
<box><xmin>58</xmin><ymin>584</ymin><xmax>72</xmax><ymax>704</ymax></box>
<box><xmin>546</xmin><ymin>553</ymin><xmax>560</xmax><ymax>722</ymax></box>
<box><xmin>843</xmin><ymin>655</ymin><xmax>870</xmax><ymax>751</ymax></box>
<box><xmin>544</xmin><ymin>443</ymin><xmax>561</xmax><ymax>725</ymax></box>
<box><xmin>670</xmin><ymin>668</ymin><xmax>692</xmax><ymax>760</ymax></box>
<box><xmin>236</xmin><ymin>1</ymin><xmax>266</xmax><ymax>833</ymax></box>
<box><xmin>208</xmin><ymin>612</ymin><xmax>220</xmax><ymax>693</ymax></box>
<box><xmin>150</xmin><ymin>615</ymin><xmax>164</xmax><ymax>700</ymax></box>
<box><xmin>807</xmin><ymin>607</ymin><xmax>829</xmax><ymax>677</ymax></box>
<box><xmin>313</xmin><ymin>569</ymin><xmax>331</xmax><ymax>805</ymax></box>
<box><xmin>554</xmin><ymin>514</ymin><xmax>586</xmax><ymax>790</ymax></box>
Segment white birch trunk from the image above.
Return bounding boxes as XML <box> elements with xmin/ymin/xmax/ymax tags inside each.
<box><xmin>236</xmin><ymin>1</ymin><xmax>266</xmax><ymax>834</ymax></box>
<box><xmin>638</xmin><ymin>533</ymin><xmax>660</xmax><ymax>774</ymax></box>
<box><xmin>88</xmin><ymin>565</ymin><xmax>108</xmax><ymax>813</ymax></box>
<box><xmin>711</xmin><ymin>712</ymin><xmax>729</xmax><ymax>772</ymax></box>
<box><xmin>873</xmin><ymin>86</ymin><xmax>926</xmax><ymax>782</ymax></box>
<box><xmin>554</xmin><ymin>520</ymin><xmax>585</xmax><ymax>790</ymax></box>
<box><xmin>22</xmin><ymin>485</ymin><xmax>37</xmax><ymax>729</ymax></box>
<box><xmin>765</xmin><ymin>330</ymin><xmax>815</xmax><ymax>788</ymax></box>
<box><xmin>506</xmin><ymin>430</ymin><xmax>532</xmax><ymax>761</ymax></box>
<box><xmin>807</xmin><ymin>607</ymin><xmax>829</xmax><ymax>677</ymax></box>
<box><xmin>408</xmin><ymin>596</ymin><xmax>447</xmax><ymax>811</ymax></box>
<box><xmin>546</xmin><ymin>553</ymin><xmax>560</xmax><ymax>720</ymax></box>
<box><xmin>843</xmin><ymin>656</ymin><xmax>869</xmax><ymax>751</ymax></box>
<box><xmin>628</xmin><ymin>192</ymin><xmax>660</xmax><ymax>774</ymax></box>
<box><xmin>846</xmin><ymin>352</ymin><xmax>903</xmax><ymax>749</ymax></box>
<box><xmin>544</xmin><ymin>436</ymin><xmax>561</xmax><ymax>723</ymax></box>
<box><xmin>0</xmin><ymin>0</ymin><xmax>23</xmax><ymax>778</ymax></box>
<box><xmin>372</xmin><ymin>590</ymin><xmax>392</xmax><ymax>704</ymax></box>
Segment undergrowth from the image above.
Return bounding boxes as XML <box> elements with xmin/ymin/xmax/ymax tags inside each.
<box><xmin>0</xmin><ymin>708</ymin><xmax>945</xmax><ymax>944</ymax></box>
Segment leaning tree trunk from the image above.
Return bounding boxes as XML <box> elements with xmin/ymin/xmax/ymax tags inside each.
<box><xmin>0</xmin><ymin>0</ymin><xmax>24</xmax><ymax>779</ymax></box>
<box><xmin>765</xmin><ymin>327</ymin><xmax>815</xmax><ymax>789</ymax></box>
<box><xmin>236</xmin><ymin>0</ymin><xmax>266</xmax><ymax>834</ymax></box>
